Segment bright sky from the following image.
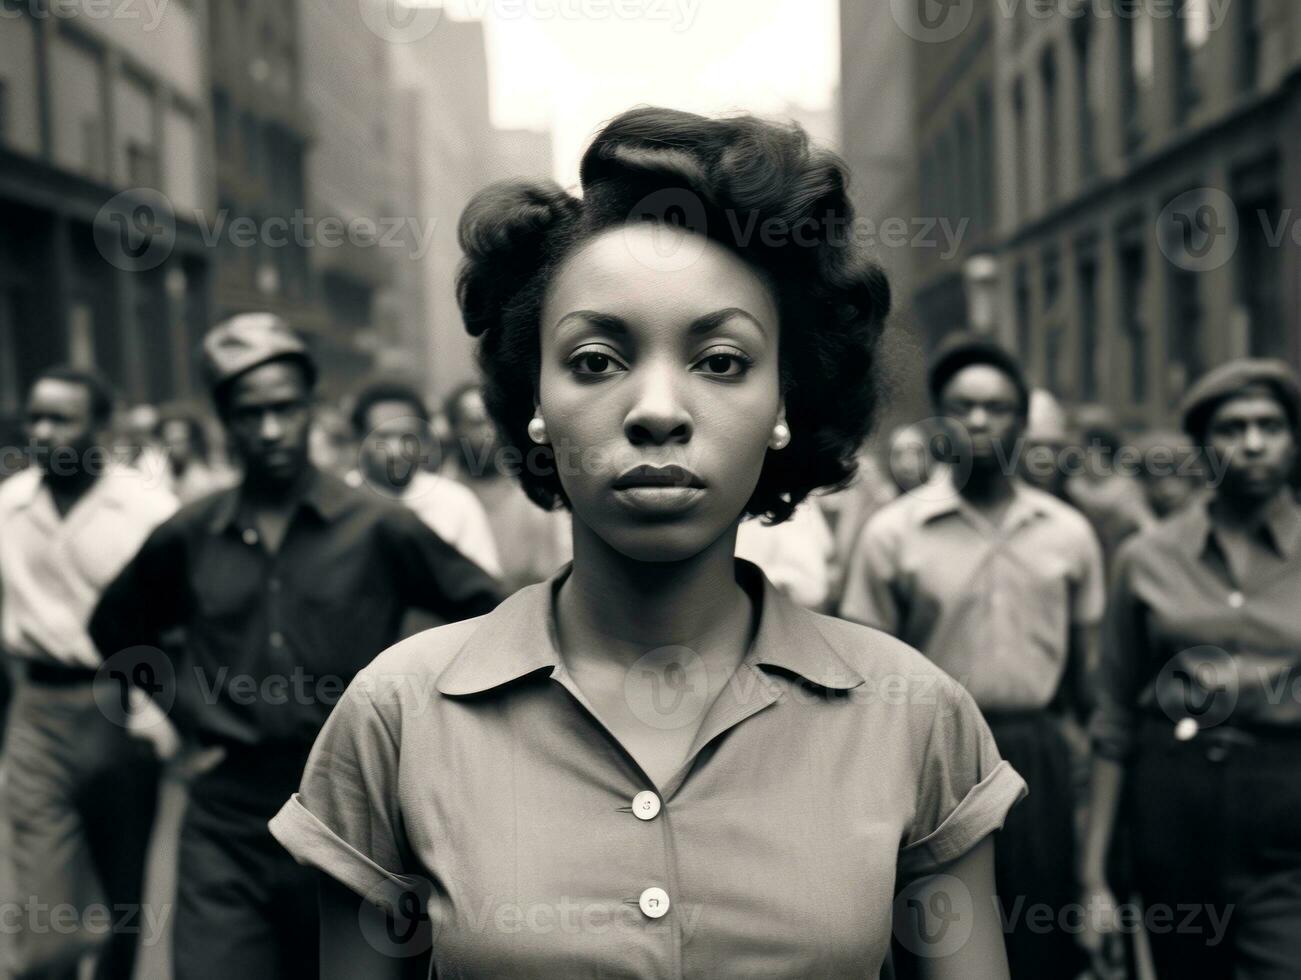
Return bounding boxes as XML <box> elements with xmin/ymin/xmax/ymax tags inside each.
<box><xmin>431</xmin><ymin>0</ymin><xmax>840</xmax><ymax>186</ymax></box>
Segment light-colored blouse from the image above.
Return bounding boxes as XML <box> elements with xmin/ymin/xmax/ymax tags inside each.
<box><xmin>270</xmin><ymin>559</ymin><xmax>1025</xmax><ymax>978</ymax></box>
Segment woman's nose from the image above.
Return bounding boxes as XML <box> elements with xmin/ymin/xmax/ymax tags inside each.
<box><xmin>624</xmin><ymin>367</ymin><xmax>692</xmax><ymax>446</ymax></box>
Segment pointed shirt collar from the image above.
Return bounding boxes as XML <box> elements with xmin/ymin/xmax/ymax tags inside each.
<box><xmin>1183</xmin><ymin>489</ymin><xmax>1301</xmax><ymax>562</ymax></box>
<box><xmin>207</xmin><ymin>466</ymin><xmax>352</xmax><ymax>534</ymax></box>
<box><xmin>435</xmin><ymin>558</ymin><xmax>865</xmax><ymax>696</ymax></box>
<box><xmin>910</xmin><ymin>474</ymin><xmax>1051</xmax><ymax>529</ymax></box>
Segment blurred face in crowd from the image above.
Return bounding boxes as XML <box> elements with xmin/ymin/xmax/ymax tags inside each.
<box><xmin>25</xmin><ymin>379</ymin><xmax>99</xmax><ymax>481</ymax></box>
<box><xmin>359</xmin><ymin>400</ymin><xmax>428</xmax><ymax>493</ymax></box>
<box><xmin>937</xmin><ymin>365</ymin><xmax>1024</xmax><ymax>476</ymax></box>
<box><xmin>1020</xmin><ymin>438</ymin><xmax>1067</xmax><ymax>494</ymax></box>
<box><xmin>452</xmin><ymin>388</ymin><xmax>498</xmax><ymax>474</ymax></box>
<box><xmin>1207</xmin><ymin>387</ymin><xmax>1296</xmax><ymax>505</ymax></box>
<box><xmin>888</xmin><ymin>424</ymin><xmax>932</xmax><ymax>494</ymax></box>
<box><xmin>538</xmin><ymin>222</ymin><xmax>782</xmax><ymax>563</ymax></box>
<box><xmin>1143</xmin><ymin>470</ymin><xmax>1198</xmax><ymax>518</ymax></box>
<box><xmin>160</xmin><ymin>418</ymin><xmax>197</xmax><ymax>470</ymax></box>
<box><xmin>221</xmin><ymin>359</ymin><xmax>314</xmax><ymax>491</ymax></box>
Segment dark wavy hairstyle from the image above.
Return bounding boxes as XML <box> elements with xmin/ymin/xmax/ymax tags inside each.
<box><xmin>456</xmin><ymin>106</ymin><xmax>891</xmax><ymax>523</ymax></box>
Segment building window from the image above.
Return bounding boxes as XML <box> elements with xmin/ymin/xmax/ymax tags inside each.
<box><xmin>920</xmin><ymin>150</ymin><xmax>935</xmax><ymax>218</ymax></box>
<box><xmin>1042</xmin><ymin>248</ymin><xmax>1062</xmax><ymax>392</ymax></box>
<box><xmin>81</xmin><ymin>118</ymin><xmax>104</xmax><ymax>177</ymax></box>
<box><xmin>1166</xmin><ymin>266</ymin><xmax>1202</xmax><ymax>404</ymax></box>
<box><xmin>936</xmin><ymin>131</ymin><xmax>954</xmax><ymax>227</ymax></box>
<box><xmin>1238</xmin><ymin>0</ymin><xmax>1261</xmax><ymax>92</ymax></box>
<box><xmin>1040</xmin><ymin>48</ymin><xmax>1058</xmax><ymax>207</ymax></box>
<box><xmin>1071</xmin><ymin>14</ymin><xmax>1097</xmax><ymax>181</ymax></box>
<box><xmin>1076</xmin><ymin>247</ymin><xmax>1099</xmax><ymax>401</ymax></box>
<box><xmin>126</xmin><ymin>141</ymin><xmax>158</xmax><ymax>187</ymax></box>
<box><xmin>1119</xmin><ymin>3</ymin><xmax>1154</xmax><ymax>150</ymax></box>
<box><xmin>1176</xmin><ymin>0</ymin><xmax>1210</xmax><ymax>119</ymax></box>
<box><xmin>1012</xmin><ymin>78</ymin><xmax>1028</xmax><ymax>222</ymax></box>
<box><xmin>1118</xmin><ymin>235</ymin><xmax>1148</xmax><ymax>404</ymax></box>
<box><xmin>956</xmin><ymin>112</ymin><xmax>974</xmax><ymax>233</ymax></box>
<box><xmin>242</xmin><ymin>112</ymin><xmax>260</xmax><ymax>181</ymax></box>
<box><xmin>1015</xmin><ymin>263</ymin><xmax>1032</xmax><ymax>362</ymax></box>
<box><xmin>1234</xmin><ymin>157</ymin><xmax>1284</xmax><ymax>358</ymax></box>
<box><xmin>214</xmin><ymin>89</ymin><xmax>232</xmax><ymax>151</ymax></box>
<box><xmin>52</xmin><ymin>34</ymin><xmax>106</xmax><ymax>178</ymax></box>
<box><xmin>976</xmin><ymin>86</ymin><xmax>994</xmax><ymax>237</ymax></box>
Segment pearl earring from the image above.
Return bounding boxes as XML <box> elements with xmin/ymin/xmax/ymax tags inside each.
<box><xmin>769</xmin><ymin>421</ymin><xmax>790</xmax><ymax>450</ymax></box>
<box><xmin>527</xmin><ymin>415</ymin><xmax>549</xmax><ymax>445</ymax></box>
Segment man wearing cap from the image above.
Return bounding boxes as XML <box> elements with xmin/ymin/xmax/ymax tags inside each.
<box><xmin>0</xmin><ymin>365</ymin><xmax>177</xmax><ymax>980</ymax></box>
<box><xmin>842</xmin><ymin>334</ymin><xmax>1104</xmax><ymax>979</ymax></box>
<box><xmin>1082</xmin><ymin>359</ymin><xmax>1301</xmax><ymax>978</ymax></box>
<box><xmin>88</xmin><ymin>314</ymin><xmax>503</xmax><ymax>980</ymax></box>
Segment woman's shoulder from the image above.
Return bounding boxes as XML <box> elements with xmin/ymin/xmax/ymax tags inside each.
<box><xmin>349</xmin><ymin>611</ymin><xmax>498</xmax><ymax>700</ymax></box>
<box><xmin>804</xmin><ymin>608</ymin><xmax>969</xmax><ymax>706</ymax></box>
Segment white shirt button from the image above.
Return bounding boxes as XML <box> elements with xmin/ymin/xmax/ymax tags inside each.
<box><xmin>270</xmin><ymin>631</ymin><xmax>285</xmax><ymax>648</ymax></box>
<box><xmin>242</xmin><ymin>528</ymin><xmax>259</xmax><ymax>546</ymax></box>
<box><xmin>638</xmin><ymin>887</ymin><xmax>670</xmax><ymax>919</ymax></box>
<box><xmin>1174</xmin><ymin>717</ymin><xmax>1198</xmax><ymax>742</ymax></box>
<box><xmin>632</xmin><ymin>791</ymin><xmax>661</xmax><ymax>821</ymax></box>
<box><xmin>1227</xmin><ymin>591</ymin><xmax>1245</xmax><ymax>609</ymax></box>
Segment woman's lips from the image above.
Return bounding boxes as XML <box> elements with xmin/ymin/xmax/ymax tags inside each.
<box><xmin>612</xmin><ymin>463</ymin><xmax>706</xmax><ymax>490</ymax></box>
<box><xmin>611</xmin><ymin>484</ymin><xmax>707</xmax><ymax>515</ymax></box>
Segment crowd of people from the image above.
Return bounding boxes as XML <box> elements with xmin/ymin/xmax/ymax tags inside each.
<box><xmin>0</xmin><ymin>106</ymin><xmax>1299</xmax><ymax>980</ymax></box>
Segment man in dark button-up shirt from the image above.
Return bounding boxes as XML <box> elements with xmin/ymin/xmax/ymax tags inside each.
<box><xmin>88</xmin><ymin>314</ymin><xmax>502</xmax><ymax>980</ymax></box>
<box><xmin>1082</xmin><ymin>359</ymin><xmax>1301</xmax><ymax>979</ymax></box>
<box><xmin>88</xmin><ymin>463</ymin><xmax>502</xmax><ymax>748</ymax></box>
<box><xmin>1090</xmin><ymin>486</ymin><xmax>1301</xmax><ymax>757</ymax></box>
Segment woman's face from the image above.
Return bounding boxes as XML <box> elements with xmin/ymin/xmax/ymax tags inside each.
<box><xmin>539</xmin><ymin>222</ymin><xmax>782</xmax><ymax>562</ymax></box>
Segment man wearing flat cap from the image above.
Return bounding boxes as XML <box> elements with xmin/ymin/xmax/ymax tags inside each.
<box><xmin>1083</xmin><ymin>359</ymin><xmax>1301</xmax><ymax>977</ymax></box>
<box><xmin>88</xmin><ymin>314</ymin><xmax>503</xmax><ymax>980</ymax></box>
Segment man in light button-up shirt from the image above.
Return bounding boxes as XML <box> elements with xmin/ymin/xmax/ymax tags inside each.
<box><xmin>0</xmin><ymin>366</ymin><xmax>176</xmax><ymax>980</ymax></box>
<box><xmin>842</xmin><ymin>335</ymin><xmax>1104</xmax><ymax>980</ymax></box>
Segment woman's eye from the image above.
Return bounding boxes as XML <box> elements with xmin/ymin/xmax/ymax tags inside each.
<box><xmin>695</xmin><ymin>351</ymin><xmax>752</xmax><ymax>377</ymax></box>
<box><xmin>569</xmin><ymin>350</ymin><xmax>624</xmax><ymax>376</ymax></box>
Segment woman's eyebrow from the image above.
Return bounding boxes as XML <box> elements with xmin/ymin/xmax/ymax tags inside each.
<box><xmin>689</xmin><ymin>308</ymin><xmax>768</xmax><ymax>337</ymax></box>
<box><xmin>553</xmin><ymin>310</ymin><xmax>627</xmax><ymax>336</ymax></box>
<box><xmin>553</xmin><ymin>307</ymin><xmax>767</xmax><ymax>338</ymax></box>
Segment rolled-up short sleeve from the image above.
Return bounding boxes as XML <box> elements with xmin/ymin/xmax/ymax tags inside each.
<box><xmin>899</xmin><ymin>678</ymin><xmax>1028</xmax><ymax>878</ymax></box>
<box><xmin>269</xmin><ymin>679</ymin><xmax>409</xmax><ymax>902</ymax></box>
